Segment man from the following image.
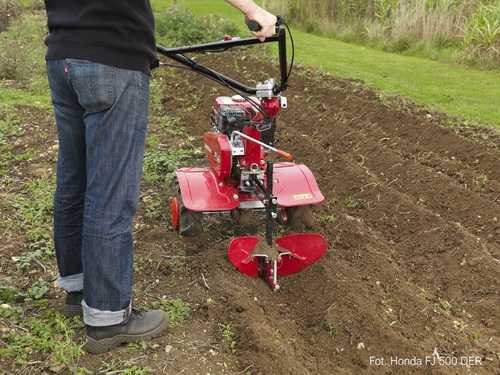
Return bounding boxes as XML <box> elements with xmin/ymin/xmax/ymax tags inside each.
<box><xmin>44</xmin><ymin>0</ymin><xmax>277</xmax><ymax>354</ymax></box>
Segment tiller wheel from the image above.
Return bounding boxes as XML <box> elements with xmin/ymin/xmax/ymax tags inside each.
<box><xmin>228</xmin><ymin>162</ymin><xmax>327</xmax><ymax>290</ymax></box>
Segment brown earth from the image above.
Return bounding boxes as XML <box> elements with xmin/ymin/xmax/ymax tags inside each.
<box><xmin>1</xmin><ymin>49</ymin><xmax>499</xmax><ymax>375</ymax></box>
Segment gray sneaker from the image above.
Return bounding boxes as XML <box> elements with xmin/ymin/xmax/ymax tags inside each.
<box><xmin>84</xmin><ymin>309</ymin><xmax>169</xmax><ymax>354</ymax></box>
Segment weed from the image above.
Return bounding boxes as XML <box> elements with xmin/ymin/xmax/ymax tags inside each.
<box><xmin>325</xmin><ymin>321</ymin><xmax>339</xmax><ymax>341</ymax></box>
<box><xmin>155</xmin><ymin>9</ymin><xmax>239</xmax><ymax>47</ymax></box>
<box><xmin>328</xmin><ymin>234</ymin><xmax>342</xmax><ymax>254</ymax></box>
<box><xmin>6</xmin><ymin>177</ymin><xmax>56</xmax><ymax>271</ymax></box>
<box><xmin>150</xmin><ymin>298</ymin><xmax>190</xmax><ymax>326</ymax></box>
<box><xmin>469</xmin><ymin>331</ymin><xmax>482</xmax><ymax>341</ymax></box>
<box><xmin>0</xmin><ymin>0</ymin><xmax>23</xmax><ymax>32</ymax></box>
<box><xmin>473</xmin><ymin>173</ymin><xmax>489</xmax><ymax>190</ymax></box>
<box><xmin>169</xmin><ymin>256</ymin><xmax>185</xmax><ymax>268</ymax></box>
<box><xmin>0</xmin><ymin>311</ymin><xmax>85</xmax><ymax>370</ymax></box>
<box><xmin>462</xmin><ymin>4</ymin><xmax>500</xmax><ymax>61</ymax></box>
<box><xmin>24</xmin><ymin>278</ymin><xmax>48</xmax><ymax>301</ymax></box>
<box><xmin>452</xmin><ymin>319</ymin><xmax>467</xmax><ymax>331</ymax></box>
<box><xmin>273</xmin><ymin>329</ymin><xmax>282</xmax><ymax>345</ymax></box>
<box><xmin>344</xmin><ymin>197</ymin><xmax>363</xmax><ymax>210</ymax></box>
<box><xmin>146</xmin><ymin>133</ymin><xmax>161</xmax><ymax>149</ymax></box>
<box><xmin>0</xmin><ymin>109</ymin><xmax>23</xmax><ymax>144</ymax></box>
<box><xmin>143</xmin><ymin>191</ymin><xmax>164</xmax><ymax>219</ymax></box>
<box><xmin>142</xmin><ymin>149</ymin><xmax>191</xmax><ymax>186</ymax></box>
<box><xmin>417</xmin><ymin>196</ymin><xmax>427</xmax><ymax>206</ymax></box>
<box><xmin>218</xmin><ymin>323</ymin><xmax>236</xmax><ymax>353</ymax></box>
<box><xmin>320</xmin><ymin>214</ymin><xmax>336</xmax><ymax>223</ymax></box>
<box><xmin>0</xmin><ymin>5</ymin><xmax>47</xmax><ymax>85</ymax></box>
<box><xmin>439</xmin><ymin>299</ymin><xmax>452</xmax><ymax>313</ymax></box>
<box><xmin>421</xmin><ymin>288</ymin><xmax>428</xmax><ymax>300</ymax></box>
<box><xmin>101</xmin><ymin>358</ymin><xmax>153</xmax><ymax>374</ymax></box>
<box><xmin>0</xmin><ymin>303</ymin><xmax>23</xmax><ymax>323</ymax></box>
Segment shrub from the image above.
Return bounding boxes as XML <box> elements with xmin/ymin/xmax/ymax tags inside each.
<box><xmin>0</xmin><ymin>0</ymin><xmax>23</xmax><ymax>32</ymax></box>
<box><xmin>155</xmin><ymin>8</ymin><xmax>240</xmax><ymax>47</ymax></box>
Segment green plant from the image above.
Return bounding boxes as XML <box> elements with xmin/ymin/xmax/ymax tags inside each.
<box><xmin>320</xmin><ymin>214</ymin><xmax>336</xmax><ymax>223</ymax></box>
<box><xmin>0</xmin><ymin>5</ymin><xmax>47</xmax><ymax>84</ymax></box>
<box><xmin>325</xmin><ymin>321</ymin><xmax>339</xmax><ymax>341</ymax></box>
<box><xmin>0</xmin><ymin>0</ymin><xmax>23</xmax><ymax>32</ymax></box>
<box><xmin>5</xmin><ymin>177</ymin><xmax>56</xmax><ymax>271</ymax></box>
<box><xmin>101</xmin><ymin>358</ymin><xmax>153</xmax><ymax>374</ymax></box>
<box><xmin>473</xmin><ymin>173</ymin><xmax>489</xmax><ymax>190</ymax></box>
<box><xmin>142</xmin><ymin>149</ymin><xmax>191</xmax><ymax>185</ymax></box>
<box><xmin>421</xmin><ymin>288</ymin><xmax>429</xmax><ymax>300</ymax></box>
<box><xmin>155</xmin><ymin>9</ymin><xmax>239</xmax><ymax>47</ymax></box>
<box><xmin>469</xmin><ymin>331</ymin><xmax>482</xmax><ymax>341</ymax></box>
<box><xmin>0</xmin><ymin>312</ymin><xmax>86</xmax><ymax>370</ymax></box>
<box><xmin>150</xmin><ymin>298</ymin><xmax>190</xmax><ymax>326</ymax></box>
<box><xmin>344</xmin><ymin>197</ymin><xmax>363</xmax><ymax>210</ymax></box>
<box><xmin>0</xmin><ymin>303</ymin><xmax>24</xmax><ymax>323</ymax></box>
<box><xmin>143</xmin><ymin>191</ymin><xmax>164</xmax><ymax>219</ymax></box>
<box><xmin>462</xmin><ymin>4</ymin><xmax>500</xmax><ymax>60</ymax></box>
<box><xmin>0</xmin><ymin>108</ymin><xmax>23</xmax><ymax>144</ymax></box>
<box><xmin>24</xmin><ymin>278</ymin><xmax>48</xmax><ymax>301</ymax></box>
<box><xmin>439</xmin><ymin>299</ymin><xmax>452</xmax><ymax>313</ymax></box>
<box><xmin>218</xmin><ymin>322</ymin><xmax>236</xmax><ymax>353</ymax></box>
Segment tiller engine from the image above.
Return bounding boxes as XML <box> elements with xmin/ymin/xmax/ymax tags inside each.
<box><xmin>157</xmin><ymin>18</ymin><xmax>327</xmax><ymax>290</ymax></box>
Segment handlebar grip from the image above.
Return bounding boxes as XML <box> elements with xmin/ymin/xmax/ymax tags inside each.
<box><xmin>247</xmin><ymin>20</ymin><xmax>261</xmax><ymax>32</ymax></box>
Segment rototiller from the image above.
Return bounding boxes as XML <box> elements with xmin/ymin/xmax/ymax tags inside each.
<box><xmin>156</xmin><ymin>18</ymin><xmax>327</xmax><ymax>290</ymax></box>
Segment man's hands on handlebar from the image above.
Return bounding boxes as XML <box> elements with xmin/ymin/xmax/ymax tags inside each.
<box><xmin>225</xmin><ymin>0</ymin><xmax>277</xmax><ymax>41</ymax></box>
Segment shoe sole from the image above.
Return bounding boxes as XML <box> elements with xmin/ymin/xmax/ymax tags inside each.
<box><xmin>83</xmin><ymin>314</ymin><xmax>169</xmax><ymax>354</ymax></box>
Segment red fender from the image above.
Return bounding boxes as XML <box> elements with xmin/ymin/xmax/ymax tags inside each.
<box><xmin>175</xmin><ymin>168</ymin><xmax>240</xmax><ymax>211</ymax></box>
<box><xmin>272</xmin><ymin>162</ymin><xmax>324</xmax><ymax>207</ymax></box>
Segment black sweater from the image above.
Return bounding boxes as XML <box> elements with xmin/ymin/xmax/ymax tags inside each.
<box><xmin>44</xmin><ymin>0</ymin><xmax>156</xmax><ymax>75</ymax></box>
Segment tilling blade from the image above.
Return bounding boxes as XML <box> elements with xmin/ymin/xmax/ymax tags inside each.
<box><xmin>228</xmin><ymin>236</ymin><xmax>261</xmax><ymax>278</ymax></box>
<box><xmin>275</xmin><ymin>233</ymin><xmax>327</xmax><ymax>276</ymax></box>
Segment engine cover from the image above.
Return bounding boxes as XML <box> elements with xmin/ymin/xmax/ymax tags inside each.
<box><xmin>211</xmin><ymin>96</ymin><xmax>258</xmax><ymax>135</ymax></box>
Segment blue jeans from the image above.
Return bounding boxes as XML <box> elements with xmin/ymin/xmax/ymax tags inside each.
<box><xmin>46</xmin><ymin>59</ymin><xmax>150</xmax><ymax>326</ymax></box>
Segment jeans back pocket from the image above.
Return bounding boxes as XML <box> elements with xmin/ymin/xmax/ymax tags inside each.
<box><xmin>66</xmin><ymin>59</ymin><xmax>115</xmax><ymax>113</ymax></box>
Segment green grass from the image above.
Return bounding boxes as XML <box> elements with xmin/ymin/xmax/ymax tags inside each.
<box><xmin>156</xmin><ymin>0</ymin><xmax>500</xmax><ymax>128</ymax></box>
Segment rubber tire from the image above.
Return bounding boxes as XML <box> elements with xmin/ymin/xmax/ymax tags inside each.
<box><xmin>171</xmin><ymin>190</ymin><xmax>202</xmax><ymax>237</ymax></box>
<box><xmin>277</xmin><ymin>205</ymin><xmax>313</xmax><ymax>230</ymax></box>
<box><xmin>231</xmin><ymin>208</ymin><xmax>253</xmax><ymax>225</ymax></box>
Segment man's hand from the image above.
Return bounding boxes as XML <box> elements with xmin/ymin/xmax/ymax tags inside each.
<box><xmin>225</xmin><ymin>0</ymin><xmax>277</xmax><ymax>41</ymax></box>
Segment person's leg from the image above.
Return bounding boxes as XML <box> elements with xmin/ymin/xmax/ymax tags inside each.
<box><xmin>59</xmin><ymin>60</ymin><xmax>148</xmax><ymax>324</ymax></box>
<box><xmin>48</xmin><ymin>59</ymin><xmax>168</xmax><ymax>353</ymax></box>
<box><xmin>76</xmin><ymin>62</ymin><xmax>168</xmax><ymax>353</ymax></box>
<box><xmin>46</xmin><ymin>59</ymin><xmax>86</xmax><ymax>302</ymax></box>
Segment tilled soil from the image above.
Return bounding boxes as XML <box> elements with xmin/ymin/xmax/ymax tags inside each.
<box><xmin>1</xmin><ymin>51</ymin><xmax>498</xmax><ymax>374</ymax></box>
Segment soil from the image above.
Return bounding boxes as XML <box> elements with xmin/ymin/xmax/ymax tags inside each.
<box><xmin>1</xmin><ymin>49</ymin><xmax>499</xmax><ymax>375</ymax></box>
